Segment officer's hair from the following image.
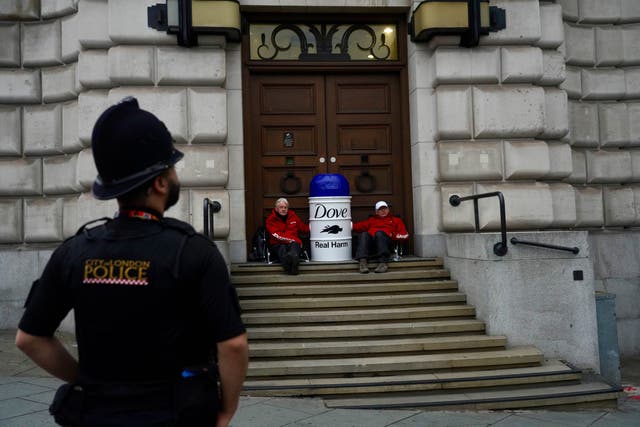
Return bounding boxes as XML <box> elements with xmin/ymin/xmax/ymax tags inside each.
<box><xmin>117</xmin><ymin>170</ymin><xmax>170</xmax><ymax>205</ymax></box>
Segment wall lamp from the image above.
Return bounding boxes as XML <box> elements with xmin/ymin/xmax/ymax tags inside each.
<box><xmin>148</xmin><ymin>0</ymin><xmax>241</xmax><ymax>47</ymax></box>
<box><xmin>409</xmin><ymin>0</ymin><xmax>506</xmax><ymax>47</ymax></box>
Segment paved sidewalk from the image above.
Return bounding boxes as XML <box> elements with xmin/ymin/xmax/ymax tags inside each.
<box><xmin>1</xmin><ymin>330</ymin><xmax>639</xmax><ymax>426</ymax></box>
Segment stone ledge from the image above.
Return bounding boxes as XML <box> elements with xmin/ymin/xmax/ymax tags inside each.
<box><xmin>22</xmin><ymin>20</ymin><xmax>62</xmax><ymax>67</ymax></box>
<box><xmin>0</xmin><ymin>23</ymin><xmax>20</xmax><ymax>66</ymax></box>
<box><xmin>0</xmin><ymin>158</ymin><xmax>43</xmax><ymax>196</ymax></box>
<box><xmin>504</xmin><ymin>140</ymin><xmax>550</xmax><ymax>180</ymax></box>
<box><xmin>23</xmin><ymin>104</ymin><xmax>63</xmax><ymax>155</ymax></box>
<box><xmin>437</xmin><ymin>140</ymin><xmax>503</xmax><ymax>182</ymax></box>
<box><xmin>42</xmin><ymin>64</ymin><xmax>78</xmax><ymax>103</ymax></box>
<box><xmin>42</xmin><ymin>0</ymin><xmax>78</xmax><ymax>19</ymax></box>
<box><xmin>564</xmin><ymin>24</ymin><xmax>595</xmax><ymax>66</ymax></box>
<box><xmin>575</xmin><ymin>186</ymin><xmax>604</xmax><ymax>227</ymax></box>
<box><xmin>473</xmin><ymin>86</ymin><xmax>545</xmax><ymax>139</ymax></box>
<box><xmin>0</xmin><ymin>199</ymin><xmax>22</xmax><ymax>243</ymax></box>
<box><xmin>586</xmin><ymin>150</ymin><xmax>633</xmax><ymax>183</ymax></box>
<box><xmin>603</xmin><ymin>186</ymin><xmax>638</xmax><ymax>226</ymax></box>
<box><xmin>0</xmin><ymin>107</ymin><xmax>21</xmax><ymax>156</ymax></box>
<box><xmin>0</xmin><ymin>69</ymin><xmax>41</xmax><ymax>103</ymax></box>
<box><xmin>24</xmin><ymin>198</ymin><xmax>64</xmax><ymax>243</ymax></box>
<box><xmin>436</xmin><ymin>86</ymin><xmax>472</xmax><ymax>140</ymax></box>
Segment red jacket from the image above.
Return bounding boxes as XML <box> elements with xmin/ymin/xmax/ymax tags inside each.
<box><xmin>266</xmin><ymin>209</ymin><xmax>310</xmax><ymax>246</ymax></box>
<box><xmin>352</xmin><ymin>214</ymin><xmax>409</xmax><ymax>240</ymax></box>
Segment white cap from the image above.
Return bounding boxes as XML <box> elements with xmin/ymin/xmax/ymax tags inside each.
<box><xmin>375</xmin><ymin>201</ymin><xmax>388</xmax><ymax>210</ymax></box>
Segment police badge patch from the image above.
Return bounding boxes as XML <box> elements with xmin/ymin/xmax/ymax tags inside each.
<box><xmin>83</xmin><ymin>259</ymin><xmax>150</xmax><ymax>286</ymax></box>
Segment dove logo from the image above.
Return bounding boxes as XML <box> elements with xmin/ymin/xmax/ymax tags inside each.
<box><xmin>312</xmin><ymin>204</ymin><xmax>349</xmax><ymax>219</ymax></box>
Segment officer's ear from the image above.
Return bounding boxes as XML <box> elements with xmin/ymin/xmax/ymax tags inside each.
<box><xmin>150</xmin><ymin>171</ymin><xmax>170</xmax><ymax>196</ymax></box>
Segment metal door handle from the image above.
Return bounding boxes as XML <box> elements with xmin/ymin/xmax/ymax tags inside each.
<box><xmin>330</xmin><ymin>156</ymin><xmax>336</xmax><ymax>163</ymax></box>
<box><xmin>319</xmin><ymin>157</ymin><xmax>326</xmax><ymax>163</ymax></box>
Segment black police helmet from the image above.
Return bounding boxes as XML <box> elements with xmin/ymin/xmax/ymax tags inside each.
<box><xmin>91</xmin><ymin>97</ymin><xmax>184</xmax><ymax>200</ymax></box>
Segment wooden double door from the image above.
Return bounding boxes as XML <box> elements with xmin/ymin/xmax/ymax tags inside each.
<box><xmin>245</xmin><ymin>72</ymin><xmax>412</xmax><ymax>252</ymax></box>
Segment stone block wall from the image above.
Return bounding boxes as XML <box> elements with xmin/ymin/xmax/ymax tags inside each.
<box><xmin>410</xmin><ymin>1</ymin><xmax>571</xmax><ymax>256</ymax></box>
<box><xmin>559</xmin><ymin>0</ymin><xmax>640</xmax><ymax>229</ymax></box>
<box><xmin>0</xmin><ymin>0</ymin><xmax>240</xmax><ymax>329</ymax></box>
<box><xmin>0</xmin><ymin>0</ymin><xmax>235</xmax><ymax>248</ymax></box>
<box><xmin>556</xmin><ymin>0</ymin><xmax>640</xmax><ymax>358</ymax></box>
<box><xmin>410</xmin><ymin>0</ymin><xmax>640</xmax><ymax>258</ymax></box>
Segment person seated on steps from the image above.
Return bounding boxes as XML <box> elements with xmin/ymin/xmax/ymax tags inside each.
<box><xmin>352</xmin><ymin>200</ymin><xmax>409</xmax><ymax>274</ymax></box>
<box><xmin>266</xmin><ymin>197</ymin><xmax>310</xmax><ymax>275</ymax></box>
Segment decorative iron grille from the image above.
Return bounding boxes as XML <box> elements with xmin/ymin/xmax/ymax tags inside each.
<box><xmin>249</xmin><ymin>23</ymin><xmax>398</xmax><ymax>61</ymax></box>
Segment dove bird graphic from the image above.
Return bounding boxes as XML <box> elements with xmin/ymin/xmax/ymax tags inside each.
<box><xmin>321</xmin><ymin>225</ymin><xmax>343</xmax><ymax>234</ymax></box>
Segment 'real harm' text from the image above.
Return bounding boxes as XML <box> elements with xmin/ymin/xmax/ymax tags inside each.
<box><xmin>314</xmin><ymin>241</ymin><xmax>349</xmax><ymax>249</ymax></box>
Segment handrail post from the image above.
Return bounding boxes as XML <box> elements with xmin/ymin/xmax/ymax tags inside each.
<box><xmin>473</xmin><ymin>199</ymin><xmax>480</xmax><ymax>232</ymax></box>
<box><xmin>203</xmin><ymin>198</ymin><xmax>222</xmax><ymax>240</ymax></box>
<box><xmin>496</xmin><ymin>192</ymin><xmax>507</xmax><ymax>256</ymax></box>
<box><xmin>449</xmin><ymin>191</ymin><xmax>508</xmax><ymax>256</ymax></box>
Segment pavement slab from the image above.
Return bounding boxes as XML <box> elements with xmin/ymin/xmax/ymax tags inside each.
<box><xmin>1</xmin><ymin>330</ymin><xmax>640</xmax><ymax>427</ymax></box>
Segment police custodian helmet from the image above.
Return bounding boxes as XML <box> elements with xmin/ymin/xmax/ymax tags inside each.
<box><xmin>91</xmin><ymin>97</ymin><xmax>184</xmax><ymax>200</ymax></box>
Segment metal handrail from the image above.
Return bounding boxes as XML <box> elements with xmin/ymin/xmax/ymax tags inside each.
<box><xmin>449</xmin><ymin>192</ymin><xmax>508</xmax><ymax>256</ymax></box>
<box><xmin>203</xmin><ymin>198</ymin><xmax>222</xmax><ymax>240</ymax></box>
<box><xmin>510</xmin><ymin>237</ymin><xmax>579</xmax><ymax>255</ymax></box>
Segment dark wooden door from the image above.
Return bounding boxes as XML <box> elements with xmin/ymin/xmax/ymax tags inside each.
<box><xmin>246</xmin><ymin>72</ymin><xmax>410</xmax><ymax>248</ymax></box>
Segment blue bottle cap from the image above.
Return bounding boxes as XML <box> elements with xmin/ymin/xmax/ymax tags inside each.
<box><xmin>309</xmin><ymin>174</ymin><xmax>350</xmax><ymax>197</ymax></box>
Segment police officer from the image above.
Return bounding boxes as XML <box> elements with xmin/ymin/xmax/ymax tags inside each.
<box><xmin>15</xmin><ymin>97</ymin><xmax>248</xmax><ymax>427</ymax></box>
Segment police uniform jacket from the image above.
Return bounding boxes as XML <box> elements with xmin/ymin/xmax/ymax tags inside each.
<box><xmin>18</xmin><ymin>212</ymin><xmax>245</xmax><ymax>384</ymax></box>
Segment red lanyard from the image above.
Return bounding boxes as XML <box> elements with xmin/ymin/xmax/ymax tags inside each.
<box><xmin>118</xmin><ymin>209</ymin><xmax>160</xmax><ymax>221</ymax></box>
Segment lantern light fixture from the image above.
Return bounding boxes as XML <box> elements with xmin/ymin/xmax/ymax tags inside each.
<box><xmin>148</xmin><ymin>0</ymin><xmax>241</xmax><ymax>47</ymax></box>
<box><xmin>409</xmin><ymin>0</ymin><xmax>506</xmax><ymax>47</ymax></box>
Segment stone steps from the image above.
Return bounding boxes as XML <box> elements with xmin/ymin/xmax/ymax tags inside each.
<box><xmin>232</xmin><ymin>269</ymin><xmax>450</xmax><ymax>285</ymax></box>
<box><xmin>233</xmin><ymin>258</ymin><xmax>621</xmax><ymax>409</ymax></box>
<box><xmin>324</xmin><ymin>381</ymin><xmax>620</xmax><ymax>410</ymax></box>
<box><xmin>243</xmin><ymin>359</ymin><xmax>581</xmax><ymax>396</ymax></box>
<box><xmin>248</xmin><ymin>346</ymin><xmax>544</xmax><ymax>378</ymax></box>
<box><xmin>242</xmin><ymin>304</ymin><xmax>477</xmax><ymax>326</ymax></box>
<box><xmin>241</xmin><ymin>291</ymin><xmax>467</xmax><ymax>310</ymax></box>
<box><xmin>236</xmin><ymin>279</ymin><xmax>459</xmax><ymax>297</ymax></box>
<box><xmin>249</xmin><ymin>334</ymin><xmax>507</xmax><ymax>358</ymax></box>
<box><xmin>246</xmin><ymin>319</ymin><xmax>486</xmax><ymax>340</ymax></box>
<box><xmin>231</xmin><ymin>257</ymin><xmax>443</xmax><ymax>276</ymax></box>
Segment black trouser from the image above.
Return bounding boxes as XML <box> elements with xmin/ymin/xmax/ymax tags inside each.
<box><xmin>354</xmin><ymin>231</ymin><xmax>392</xmax><ymax>262</ymax></box>
<box><xmin>271</xmin><ymin>242</ymin><xmax>302</xmax><ymax>263</ymax></box>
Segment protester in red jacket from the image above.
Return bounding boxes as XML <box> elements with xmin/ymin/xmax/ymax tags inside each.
<box><xmin>352</xmin><ymin>201</ymin><xmax>409</xmax><ymax>273</ymax></box>
<box><xmin>266</xmin><ymin>198</ymin><xmax>310</xmax><ymax>275</ymax></box>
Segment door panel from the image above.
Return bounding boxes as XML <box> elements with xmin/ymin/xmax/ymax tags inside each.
<box><xmin>259</xmin><ymin>84</ymin><xmax>319</xmax><ymax>114</ymax></box>
<box><xmin>261</xmin><ymin>126</ymin><xmax>317</xmax><ymax>155</ymax></box>
<box><xmin>247</xmin><ymin>72</ymin><xmax>408</xmax><ymax>248</ymax></box>
<box><xmin>250</xmin><ymin>75</ymin><xmax>326</xmax><ymax>222</ymax></box>
<box><xmin>326</xmin><ymin>74</ymin><xmax>403</xmax><ymax>226</ymax></box>
<box><xmin>338</xmin><ymin>126</ymin><xmax>391</xmax><ymax>152</ymax></box>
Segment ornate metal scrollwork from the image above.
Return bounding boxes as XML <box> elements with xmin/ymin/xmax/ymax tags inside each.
<box><xmin>256</xmin><ymin>23</ymin><xmax>392</xmax><ymax>61</ymax></box>
<box><xmin>338</xmin><ymin>24</ymin><xmax>391</xmax><ymax>60</ymax></box>
<box><xmin>257</xmin><ymin>24</ymin><xmax>310</xmax><ymax>60</ymax></box>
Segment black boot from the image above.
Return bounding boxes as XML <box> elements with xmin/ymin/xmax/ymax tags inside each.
<box><xmin>289</xmin><ymin>253</ymin><xmax>300</xmax><ymax>275</ymax></box>
<box><xmin>281</xmin><ymin>253</ymin><xmax>292</xmax><ymax>273</ymax></box>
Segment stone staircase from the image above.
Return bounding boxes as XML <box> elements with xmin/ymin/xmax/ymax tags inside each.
<box><xmin>231</xmin><ymin>258</ymin><xmax>621</xmax><ymax>410</ymax></box>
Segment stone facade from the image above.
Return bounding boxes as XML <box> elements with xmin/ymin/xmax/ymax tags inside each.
<box><xmin>0</xmin><ymin>1</ymin><xmax>639</xmax><ymax>359</ymax></box>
